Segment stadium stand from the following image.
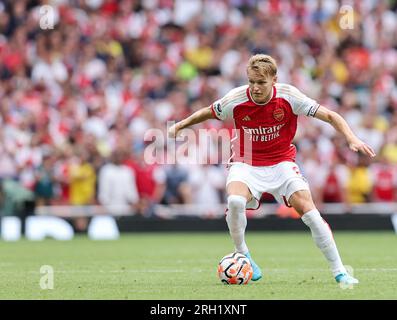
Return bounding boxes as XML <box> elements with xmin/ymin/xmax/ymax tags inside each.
<box><xmin>0</xmin><ymin>0</ymin><xmax>396</xmax><ymax>222</ymax></box>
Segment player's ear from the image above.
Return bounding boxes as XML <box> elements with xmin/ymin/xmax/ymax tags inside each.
<box><xmin>273</xmin><ymin>75</ymin><xmax>277</xmax><ymax>84</ymax></box>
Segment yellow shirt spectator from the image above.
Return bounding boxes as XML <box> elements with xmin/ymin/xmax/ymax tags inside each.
<box><xmin>69</xmin><ymin>162</ymin><xmax>96</xmax><ymax>205</ymax></box>
<box><xmin>382</xmin><ymin>143</ymin><xmax>397</xmax><ymax>164</ymax></box>
<box><xmin>185</xmin><ymin>46</ymin><xmax>213</xmax><ymax>70</ymax></box>
<box><xmin>346</xmin><ymin>166</ymin><xmax>372</xmax><ymax>203</ymax></box>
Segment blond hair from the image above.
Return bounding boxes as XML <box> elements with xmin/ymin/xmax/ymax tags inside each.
<box><xmin>247</xmin><ymin>54</ymin><xmax>277</xmax><ymax>77</ymax></box>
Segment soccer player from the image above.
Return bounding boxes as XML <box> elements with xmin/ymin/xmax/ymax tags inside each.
<box><xmin>168</xmin><ymin>54</ymin><xmax>376</xmax><ymax>285</ymax></box>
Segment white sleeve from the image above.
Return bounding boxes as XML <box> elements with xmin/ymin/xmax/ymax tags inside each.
<box><xmin>153</xmin><ymin>166</ymin><xmax>166</xmax><ymax>184</ymax></box>
<box><xmin>124</xmin><ymin>167</ymin><xmax>139</xmax><ymax>205</ymax></box>
<box><xmin>98</xmin><ymin>166</ymin><xmax>110</xmax><ymax>206</ymax></box>
<box><xmin>279</xmin><ymin>84</ymin><xmax>320</xmax><ymax>117</ymax></box>
<box><xmin>211</xmin><ymin>86</ymin><xmax>246</xmax><ymax>121</ymax></box>
<box><xmin>336</xmin><ymin>164</ymin><xmax>349</xmax><ymax>188</ymax></box>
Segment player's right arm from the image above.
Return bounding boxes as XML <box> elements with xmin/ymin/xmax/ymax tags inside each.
<box><xmin>168</xmin><ymin>86</ymin><xmax>244</xmax><ymax>138</ymax></box>
<box><xmin>168</xmin><ymin>106</ymin><xmax>215</xmax><ymax>138</ymax></box>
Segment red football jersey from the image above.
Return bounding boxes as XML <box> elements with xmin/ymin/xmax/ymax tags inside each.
<box><xmin>371</xmin><ymin>165</ymin><xmax>396</xmax><ymax>202</ymax></box>
<box><xmin>211</xmin><ymin>83</ymin><xmax>320</xmax><ymax>166</ymax></box>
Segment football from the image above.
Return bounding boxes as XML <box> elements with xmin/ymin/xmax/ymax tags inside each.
<box><xmin>217</xmin><ymin>252</ymin><xmax>253</xmax><ymax>285</ymax></box>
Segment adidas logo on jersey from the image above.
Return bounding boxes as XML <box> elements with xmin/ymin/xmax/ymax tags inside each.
<box><xmin>242</xmin><ymin>115</ymin><xmax>251</xmax><ymax>121</ymax></box>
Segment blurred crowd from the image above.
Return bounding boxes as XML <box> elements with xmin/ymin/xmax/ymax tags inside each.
<box><xmin>1</xmin><ymin>0</ymin><xmax>397</xmax><ymax>218</ymax></box>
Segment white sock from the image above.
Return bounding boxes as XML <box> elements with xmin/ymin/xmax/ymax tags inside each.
<box><xmin>301</xmin><ymin>209</ymin><xmax>347</xmax><ymax>277</ymax></box>
<box><xmin>226</xmin><ymin>195</ymin><xmax>248</xmax><ymax>254</ymax></box>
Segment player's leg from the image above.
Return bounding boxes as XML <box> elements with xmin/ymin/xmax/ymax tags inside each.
<box><xmin>288</xmin><ymin>189</ymin><xmax>358</xmax><ymax>285</ymax></box>
<box><xmin>226</xmin><ymin>181</ymin><xmax>251</xmax><ymax>255</ymax></box>
<box><xmin>226</xmin><ymin>181</ymin><xmax>262</xmax><ymax>281</ymax></box>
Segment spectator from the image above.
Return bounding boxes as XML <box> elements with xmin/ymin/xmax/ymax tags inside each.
<box><xmin>0</xmin><ymin>178</ymin><xmax>35</xmax><ymax>221</ymax></box>
<box><xmin>33</xmin><ymin>154</ymin><xmax>55</xmax><ymax>206</ymax></box>
<box><xmin>320</xmin><ymin>159</ymin><xmax>349</xmax><ymax>204</ymax></box>
<box><xmin>346</xmin><ymin>155</ymin><xmax>372</xmax><ymax>203</ymax></box>
<box><xmin>98</xmin><ymin>149</ymin><xmax>139</xmax><ymax>214</ymax></box>
<box><xmin>124</xmin><ymin>149</ymin><xmax>166</xmax><ymax>217</ymax></box>
<box><xmin>161</xmin><ymin>164</ymin><xmax>192</xmax><ymax>205</ymax></box>
<box><xmin>69</xmin><ymin>148</ymin><xmax>96</xmax><ymax>206</ymax></box>
<box><xmin>369</xmin><ymin>155</ymin><xmax>397</xmax><ymax>202</ymax></box>
<box><xmin>187</xmin><ymin>164</ymin><xmax>226</xmax><ymax>206</ymax></box>
<box><xmin>68</xmin><ymin>148</ymin><xmax>97</xmax><ymax>231</ymax></box>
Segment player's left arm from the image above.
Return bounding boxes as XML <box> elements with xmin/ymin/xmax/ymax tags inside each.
<box><xmin>314</xmin><ymin>105</ymin><xmax>376</xmax><ymax>158</ymax></box>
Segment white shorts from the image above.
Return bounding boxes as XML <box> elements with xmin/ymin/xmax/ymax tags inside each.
<box><xmin>226</xmin><ymin>161</ymin><xmax>310</xmax><ymax>209</ymax></box>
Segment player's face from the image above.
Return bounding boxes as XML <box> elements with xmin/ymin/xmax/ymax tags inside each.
<box><xmin>247</xmin><ymin>69</ymin><xmax>277</xmax><ymax>104</ymax></box>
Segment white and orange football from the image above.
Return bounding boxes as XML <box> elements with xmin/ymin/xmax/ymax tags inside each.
<box><xmin>217</xmin><ymin>252</ymin><xmax>253</xmax><ymax>285</ymax></box>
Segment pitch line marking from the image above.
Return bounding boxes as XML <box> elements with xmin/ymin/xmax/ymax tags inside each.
<box><xmin>16</xmin><ymin>268</ymin><xmax>397</xmax><ymax>274</ymax></box>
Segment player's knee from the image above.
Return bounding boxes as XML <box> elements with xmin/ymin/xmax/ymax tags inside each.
<box><xmin>295</xmin><ymin>202</ymin><xmax>315</xmax><ymax>216</ymax></box>
<box><xmin>289</xmin><ymin>190</ymin><xmax>315</xmax><ymax>215</ymax></box>
<box><xmin>227</xmin><ymin>195</ymin><xmax>247</xmax><ymax>213</ymax></box>
<box><xmin>295</xmin><ymin>202</ymin><xmax>314</xmax><ymax>215</ymax></box>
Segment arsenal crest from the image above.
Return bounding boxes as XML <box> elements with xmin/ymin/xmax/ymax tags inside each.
<box><xmin>273</xmin><ymin>108</ymin><xmax>284</xmax><ymax>121</ymax></box>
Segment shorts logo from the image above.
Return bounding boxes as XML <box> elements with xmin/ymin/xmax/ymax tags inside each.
<box><xmin>273</xmin><ymin>108</ymin><xmax>284</xmax><ymax>121</ymax></box>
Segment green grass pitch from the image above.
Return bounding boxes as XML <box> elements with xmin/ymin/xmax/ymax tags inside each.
<box><xmin>0</xmin><ymin>231</ymin><xmax>396</xmax><ymax>299</ymax></box>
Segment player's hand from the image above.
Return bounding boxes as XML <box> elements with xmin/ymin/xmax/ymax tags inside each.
<box><xmin>348</xmin><ymin>138</ymin><xmax>376</xmax><ymax>158</ymax></box>
<box><xmin>168</xmin><ymin>122</ymin><xmax>181</xmax><ymax>139</ymax></box>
